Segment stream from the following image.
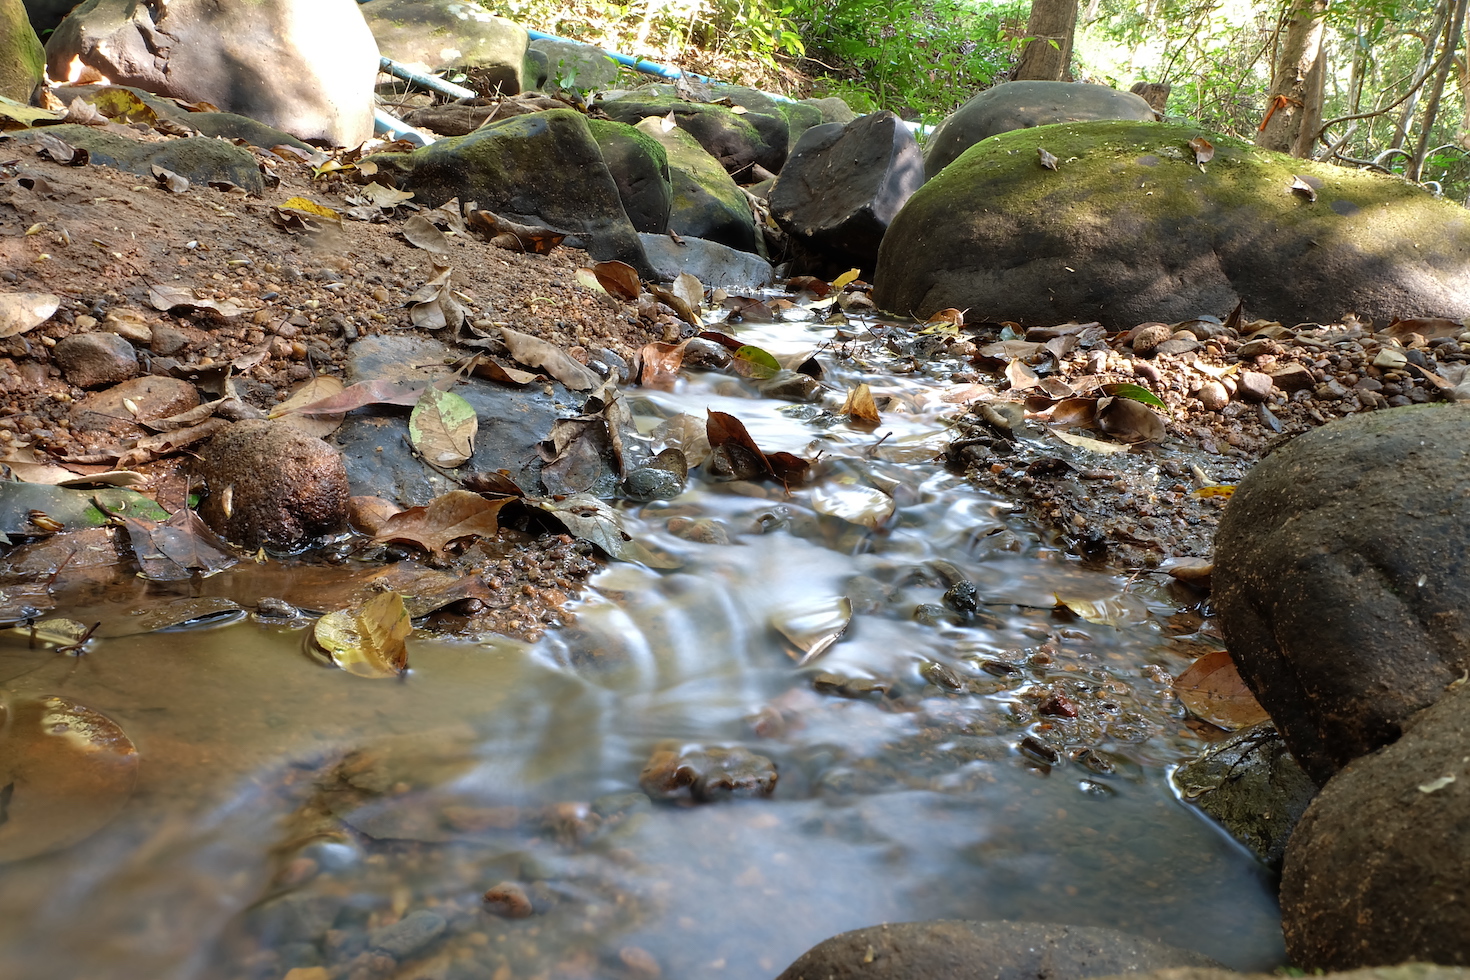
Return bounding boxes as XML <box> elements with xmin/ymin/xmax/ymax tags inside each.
<box><xmin>0</xmin><ymin>310</ymin><xmax>1285</xmax><ymax>980</ymax></box>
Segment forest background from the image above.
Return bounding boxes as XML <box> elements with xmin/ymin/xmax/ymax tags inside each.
<box><xmin>481</xmin><ymin>0</ymin><xmax>1470</xmax><ymax>204</ymax></box>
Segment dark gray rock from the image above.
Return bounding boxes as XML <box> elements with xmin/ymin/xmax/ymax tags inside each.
<box><xmin>770</xmin><ymin>110</ymin><xmax>924</xmax><ymax>277</ymax></box>
<box><xmin>52</xmin><ymin>331</ymin><xmax>136</xmax><ymax>388</ymax></box>
<box><xmin>1214</xmin><ymin>405</ymin><xmax>1470</xmax><ymax>784</ymax></box>
<box><xmin>873</xmin><ymin>121</ymin><xmax>1470</xmax><ymax>326</ymax></box>
<box><xmin>587</xmin><ymin>118</ymin><xmax>672</xmax><ymax>234</ymax></box>
<box><xmin>198</xmin><ymin>420</ymin><xmax>350</xmax><ymax>549</ymax></box>
<box><xmin>364</xmin><ymin>0</ymin><xmax>527</xmax><ymax>92</ymax></box>
<box><xmin>1094</xmin><ymin>968</ymin><xmax>1470</xmax><ymax>980</ymax></box>
<box><xmin>1173</xmin><ymin>723</ymin><xmax>1316</xmax><ymax>869</ymax></box>
<box><xmin>1282</xmin><ymin>682</ymin><xmax>1470</xmax><ymax>969</ymax></box>
<box><xmin>635</xmin><ymin>117</ymin><xmax>759</xmax><ymax>255</ymax></box>
<box><xmin>924</xmin><ymin>81</ymin><xmax>1157</xmax><ymax>179</ymax></box>
<box><xmin>369</xmin><ymin>108</ymin><xmax>655</xmax><ymax>278</ymax></box>
<box><xmin>529</xmin><ymin>36</ymin><xmax>618</xmax><ymax>91</ymax></box>
<box><xmin>368</xmin><ymin>909</ymin><xmax>445</xmax><ymax>959</ymax></box>
<box><xmin>601</xmin><ymin>93</ymin><xmax>785</xmax><ymax>177</ymax></box>
<box><xmin>47</xmin><ymin>0</ymin><xmax>378</xmax><ymax>146</ymax></box>
<box><xmin>638</xmin><ymin>233</ymin><xmax>772</xmax><ymax>288</ymax></box>
<box><xmin>14</xmin><ymin>123</ymin><xmax>265</xmax><ymax>194</ymax></box>
<box><xmin>776</xmin><ymin>920</ymin><xmax>1218</xmax><ymax>980</ymax></box>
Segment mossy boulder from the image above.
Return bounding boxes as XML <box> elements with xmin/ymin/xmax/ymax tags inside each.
<box><xmin>872</xmin><ymin>120</ymin><xmax>1470</xmax><ymax>326</ymax></box>
<box><xmin>1214</xmin><ymin>404</ymin><xmax>1470</xmax><ymax>785</ymax></box>
<box><xmin>528</xmin><ymin>37</ymin><xmax>618</xmax><ymax>92</ymax></box>
<box><xmin>924</xmin><ymin>81</ymin><xmax>1157</xmax><ymax>179</ymax></box>
<box><xmin>12</xmin><ymin>123</ymin><xmax>264</xmax><ymax>192</ymax></box>
<box><xmin>2</xmin><ymin>0</ymin><xmax>44</xmax><ymax>103</ymax></box>
<box><xmin>635</xmin><ymin>117</ymin><xmax>759</xmax><ymax>255</ymax></box>
<box><xmin>587</xmin><ymin>118</ymin><xmax>672</xmax><ymax>235</ymax></box>
<box><xmin>362</xmin><ymin>0</ymin><xmax>527</xmax><ymax>93</ymax></box>
<box><xmin>602</xmin><ymin>92</ymin><xmax>785</xmax><ymax>177</ymax></box>
<box><xmin>55</xmin><ymin>83</ymin><xmax>314</xmax><ymax>152</ymax></box>
<box><xmin>368</xmin><ymin>108</ymin><xmax>654</xmax><ymax>277</ymax></box>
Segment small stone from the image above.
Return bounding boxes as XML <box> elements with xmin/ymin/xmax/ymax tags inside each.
<box><xmin>1194</xmin><ymin>380</ymin><xmax>1230</xmax><ymax>411</ymax></box>
<box><xmin>1353</xmin><ymin>377</ymin><xmax>1383</xmax><ymax>392</ymax></box>
<box><xmin>70</xmin><ymin>375</ymin><xmax>200</xmax><ymax>441</ymax></box>
<box><xmin>1236</xmin><ymin>338</ymin><xmax>1278</xmax><ymax>358</ymax></box>
<box><xmin>1153</xmin><ymin>336</ymin><xmax>1200</xmax><ymax>356</ymax></box>
<box><xmin>666</xmin><ymin>516</ymin><xmax>729</xmax><ymax>544</ymax></box>
<box><xmin>1314</xmin><ymin>378</ymin><xmax>1350</xmax><ymax>401</ymax></box>
<box><xmin>1269</xmin><ymin>363</ymin><xmax>1316</xmax><ymax>392</ymax></box>
<box><xmin>482</xmin><ymin>882</ymin><xmax>534</xmax><ymax>919</ymax></box>
<box><xmin>1235</xmin><ymin>370</ymin><xmax>1274</xmax><ymax>402</ymax></box>
<box><xmin>52</xmin><ymin>332</ymin><xmax>138</xmax><ymax>388</ymax></box>
<box><xmin>1129</xmin><ymin>322</ymin><xmax>1172</xmax><ymax>355</ymax></box>
<box><xmin>197</xmin><ymin>420</ymin><xmax>349</xmax><ymax>549</ymax></box>
<box><xmin>623</xmin><ymin>466</ymin><xmax>684</xmax><ymax>501</ymax></box>
<box><xmin>368</xmin><ymin>909</ymin><xmax>445</xmax><ymax>959</ymax></box>
<box><xmin>150</xmin><ymin>323</ymin><xmax>193</xmax><ymax>356</ymax></box>
<box><xmin>619</xmin><ymin>946</ymin><xmax>662</xmax><ymax>979</ymax></box>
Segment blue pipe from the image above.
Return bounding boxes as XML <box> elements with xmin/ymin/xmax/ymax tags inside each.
<box><xmin>523</xmin><ymin>27</ymin><xmax>717</xmax><ymax>84</ymax></box>
<box><xmin>378</xmin><ymin>56</ymin><xmax>477</xmax><ymax>100</ymax></box>
<box><xmin>373</xmin><ymin>108</ymin><xmax>434</xmax><ymax>146</ymax></box>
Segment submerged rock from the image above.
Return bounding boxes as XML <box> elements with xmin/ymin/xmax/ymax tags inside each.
<box><xmin>638</xmin><ymin>742</ymin><xmax>777</xmax><ymax>802</ymax></box>
<box><xmin>1214</xmin><ymin>405</ymin><xmax>1470</xmax><ymax>783</ymax></box>
<box><xmin>873</xmin><ymin>121</ymin><xmax>1470</xmax><ymax>326</ymax></box>
<box><xmin>775</xmin><ymin>920</ymin><xmax>1218</xmax><ymax>980</ymax></box>
<box><xmin>197</xmin><ymin>420</ymin><xmax>349</xmax><ymax>550</ymax></box>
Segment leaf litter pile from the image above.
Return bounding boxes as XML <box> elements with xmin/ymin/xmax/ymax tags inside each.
<box><xmin>2</xmin><ymin>114</ymin><xmax>1469</xmax><ymax>699</ymax></box>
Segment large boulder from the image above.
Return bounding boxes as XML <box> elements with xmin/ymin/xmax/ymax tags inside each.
<box><xmin>770</xmin><ymin>110</ymin><xmax>924</xmax><ymax>277</ymax></box>
<box><xmin>2</xmin><ymin>0</ymin><xmax>44</xmax><ymax>102</ymax></box>
<box><xmin>363</xmin><ymin>0</ymin><xmax>528</xmax><ymax>93</ymax></box>
<box><xmin>46</xmin><ymin>0</ymin><xmax>378</xmax><ymax>146</ymax></box>
<box><xmin>601</xmin><ymin>92</ymin><xmax>786</xmax><ymax>177</ymax></box>
<box><xmin>197</xmin><ymin>421</ymin><xmax>350</xmax><ymax>550</ymax></box>
<box><xmin>1281</xmin><ymin>682</ymin><xmax>1470</xmax><ymax>969</ymax></box>
<box><xmin>924</xmin><ymin>81</ymin><xmax>1157</xmax><ymax>179</ymax></box>
<box><xmin>635</xmin><ymin>117</ymin><xmax>760</xmax><ymax>255</ymax></box>
<box><xmin>55</xmin><ymin>83</ymin><xmax>315</xmax><ymax>152</ymax></box>
<box><xmin>775</xmin><ymin>920</ymin><xmax>1217</xmax><ymax>980</ymax></box>
<box><xmin>872</xmin><ymin>121</ymin><xmax>1470</xmax><ymax>326</ymax></box>
<box><xmin>1213</xmin><ymin>405</ymin><xmax>1470</xmax><ymax>784</ymax></box>
<box><xmin>529</xmin><ymin>36</ymin><xmax>619</xmax><ymax>91</ymax></box>
<box><xmin>587</xmin><ymin>118</ymin><xmax>672</xmax><ymax>235</ymax></box>
<box><xmin>368</xmin><ymin>108</ymin><xmax>655</xmax><ymax>278</ymax></box>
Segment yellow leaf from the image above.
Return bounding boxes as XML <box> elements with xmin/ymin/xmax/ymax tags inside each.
<box><xmin>840</xmin><ymin>383</ymin><xmax>880</xmax><ymax>423</ymax></box>
<box><xmin>1193</xmin><ymin>485</ymin><xmax>1235</xmax><ymax>499</ymax></box>
<box><xmin>279</xmin><ymin>196</ymin><xmax>340</xmax><ymax>220</ymax></box>
<box><xmin>832</xmin><ymin>268</ymin><xmax>861</xmax><ymax>291</ymax></box>
<box><xmin>313</xmin><ymin>592</ymin><xmax>411</xmax><ymax>678</ymax></box>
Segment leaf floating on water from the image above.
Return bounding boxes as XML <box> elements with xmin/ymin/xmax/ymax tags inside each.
<box><xmin>592</xmin><ymin>260</ymin><xmax>642</xmax><ymax>302</ymax></box>
<box><xmin>372</xmin><ymin>490</ymin><xmax>508</xmax><ymax>556</ymax></box>
<box><xmin>0</xmin><ymin>292</ymin><xmax>60</xmax><ymax>339</ymax></box>
<box><xmin>1054</xmin><ymin>593</ymin><xmax>1144</xmax><ymax>627</ymax></box>
<box><xmin>1037</xmin><ymin>147</ymin><xmax>1059</xmax><ymax>170</ymax></box>
<box><xmin>1187</xmin><ymin>136</ymin><xmax>1214</xmax><ymax>168</ymax></box>
<box><xmin>772</xmin><ymin>596</ymin><xmax>853</xmax><ymax>666</ymax></box>
<box><xmin>409</xmin><ymin>387</ymin><xmax>477</xmax><ymax>467</ymax></box>
<box><xmin>0</xmin><ymin>695</ymin><xmax>139</xmax><ymax>863</ymax></box>
<box><xmin>840</xmin><ymin>383</ymin><xmax>880</xmax><ymax>423</ymax></box>
<box><xmin>314</xmin><ymin>591</ymin><xmax>412</xmax><ymax>678</ymax></box>
<box><xmin>1174</xmin><ymin>649</ymin><xmax>1270</xmax><ymax>730</ymax></box>
<box><xmin>731</xmin><ymin>345</ymin><xmax>781</xmax><ymax>380</ymax></box>
<box><xmin>811</xmin><ymin>483</ymin><xmax>895</xmax><ymax>529</ymax></box>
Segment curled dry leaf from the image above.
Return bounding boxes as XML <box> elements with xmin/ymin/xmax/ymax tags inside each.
<box><xmin>672</xmin><ymin>272</ymin><xmax>704</xmax><ymax>316</ymax></box>
<box><xmin>1096</xmin><ymin>395</ymin><xmax>1166</xmax><ymax>444</ymax></box>
<box><xmin>466</xmin><ymin>208</ymin><xmax>565</xmax><ymax>254</ymax></box>
<box><xmin>500</xmin><ymin>327</ymin><xmax>600</xmax><ymax>390</ymax></box>
<box><xmin>147</xmin><ymin>284</ymin><xmax>245</xmax><ymax>318</ymax></box>
<box><xmin>313</xmin><ymin>590</ymin><xmax>412</xmax><ymax>678</ymax></box>
<box><xmin>1174</xmin><ymin>649</ymin><xmax>1270</xmax><ymax>730</ymax></box>
<box><xmin>406</xmin><ymin>268</ymin><xmax>465</xmax><ymax>331</ymax></box>
<box><xmin>593</xmin><ymin>260</ymin><xmax>642</xmax><ymax>302</ymax></box>
<box><xmin>1289</xmin><ymin>175</ymin><xmax>1318</xmax><ymax>202</ymax></box>
<box><xmin>1187</xmin><ymin>136</ymin><xmax>1214</xmax><ymax>168</ymax></box>
<box><xmin>150</xmin><ymin>164</ymin><xmax>189</xmax><ymax>194</ymax></box>
<box><xmin>841</xmin><ymin>383</ymin><xmax>880</xmax><ymax>423</ymax></box>
<box><xmin>409</xmin><ymin>387</ymin><xmax>477</xmax><ymax>467</ymax></box>
<box><xmin>372</xmin><ymin>490</ymin><xmax>508</xmax><ymax>556</ymax></box>
<box><xmin>1005</xmin><ymin>358</ymin><xmax>1041</xmax><ymax>391</ymax></box>
<box><xmin>269</xmin><ymin>375</ymin><xmax>346</xmax><ymax>438</ymax></box>
<box><xmin>35</xmin><ymin>133</ymin><xmax>86</xmax><ymax>166</ymax></box>
<box><xmin>1037</xmin><ymin>147</ymin><xmax>1059</xmax><ymax>170</ymax></box>
<box><xmin>648</xmin><ymin>282</ymin><xmax>700</xmax><ymax>326</ymax></box>
<box><xmin>0</xmin><ymin>292</ymin><xmax>60</xmax><ymax>339</ymax></box>
<box><xmin>402</xmin><ymin>212</ymin><xmax>452</xmax><ymax>254</ymax></box>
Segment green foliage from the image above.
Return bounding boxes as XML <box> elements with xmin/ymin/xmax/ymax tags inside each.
<box><xmin>788</xmin><ymin>0</ymin><xmax>1028</xmax><ymax>120</ymax></box>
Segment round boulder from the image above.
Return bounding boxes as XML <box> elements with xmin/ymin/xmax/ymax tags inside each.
<box><xmin>197</xmin><ymin>420</ymin><xmax>349</xmax><ymax>550</ymax></box>
<box><xmin>924</xmin><ymin>81</ymin><xmax>1157</xmax><ymax>179</ymax></box>
<box><xmin>775</xmin><ymin>920</ymin><xmax>1217</xmax><ymax>980</ymax></box>
<box><xmin>873</xmin><ymin>121</ymin><xmax>1470</xmax><ymax>326</ymax></box>
<box><xmin>1213</xmin><ymin>405</ymin><xmax>1470</xmax><ymax>784</ymax></box>
<box><xmin>364</xmin><ymin>0</ymin><xmax>528</xmax><ymax>92</ymax></box>
<box><xmin>1281</xmin><ymin>682</ymin><xmax>1470</xmax><ymax>969</ymax></box>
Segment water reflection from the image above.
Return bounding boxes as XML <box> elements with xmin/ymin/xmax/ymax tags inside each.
<box><xmin>0</xmin><ymin>316</ymin><xmax>1283</xmax><ymax>979</ymax></box>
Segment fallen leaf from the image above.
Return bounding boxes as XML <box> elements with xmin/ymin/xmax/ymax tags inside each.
<box><xmin>832</xmin><ymin>268</ymin><xmax>861</xmax><ymax>291</ymax></box>
<box><xmin>466</xmin><ymin>353</ymin><xmax>538</xmax><ymax>386</ymax></box>
<box><xmin>722</xmin><ymin>294</ymin><xmax>775</xmax><ymax>323</ymax></box>
<box><xmin>1055</xmin><ymin>593</ymin><xmax>1144</xmax><ymax>626</ymax></box>
<box><xmin>146</xmin><ymin>284</ymin><xmax>245</xmax><ymax>318</ymax></box>
<box><xmin>314</xmin><ymin>591</ymin><xmax>412</xmax><ymax>678</ymax></box>
<box><xmin>771</xmin><ymin>596</ymin><xmax>852</xmax><ymax>666</ymax></box>
<box><xmin>409</xmin><ymin>387</ymin><xmax>477</xmax><ymax>467</ymax></box>
<box><xmin>1187</xmin><ymin>136</ymin><xmax>1214</xmax><ymax>168</ymax></box>
<box><xmin>1289</xmin><ymin>175</ymin><xmax>1318</xmax><ymax>202</ymax></box>
<box><xmin>841</xmin><ymin>383</ymin><xmax>880</xmax><ymax>423</ymax></box>
<box><xmin>351</xmin><ymin>181</ymin><xmax>415</xmax><ymax>209</ymax></box>
<box><xmin>534</xmin><ymin>493</ymin><xmax>630</xmax><ymax>558</ymax></box>
<box><xmin>0</xmin><ymin>292</ymin><xmax>60</xmax><ymax>339</ymax></box>
<box><xmin>280</xmin><ymin>378</ymin><xmax>426</xmax><ymax>415</ymax></box>
<box><xmin>279</xmin><ymin>196</ymin><xmax>340</xmax><ymax>220</ymax></box>
<box><xmin>648</xmin><ymin>282</ymin><xmax>700</xmax><ymax>326</ymax></box>
<box><xmin>500</xmin><ymin>327</ymin><xmax>600</xmax><ymax>390</ymax></box>
<box><xmin>466</xmin><ymin>208</ymin><xmax>565</xmax><ymax>254</ymax></box>
<box><xmin>269</xmin><ymin>375</ymin><xmax>346</xmax><ymax>438</ymax></box>
<box><xmin>1037</xmin><ymin>147</ymin><xmax>1059</xmax><ymax>170</ymax></box>
<box><xmin>785</xmin><ymin>275</ymin><xmax>831</xmax><ymax>297</ymax></box>
<box><xmin>638</xmin><ymin>341</ymin><xmax>687</xmax><ymax>390</ymax></box>
<box><xmin>651</xmin><ymin>413</ymin><xmax>712</xmax><ymax>468</ymax></box>
<box><xmin>402</xmin><ymin>212</ymin><xmax>452</xmax><ymax>254</ymax></box>
<box><xmin>1174</xmin><ymin>650</ymin><xmax>1270</xmax><ymax>730</ymax></box>
<box><xmin>1102</xmin><ymin>381</ymin><xmax>1168</xmax><ymax>412</ymax></box>
<box><xmin>672</xmin><ymin>272</ymin><xmax>704</xmax><ymax>316</ymax></box>
<box><xmin>1037</xmin><ymin>396</ymin><xmax>1098</xmax><ymax>428</ymax></box>
<box><xmin>1005</xmin><ymin>358</ymin><xmax>1041</xmax><ymax>390</ymax></box>
<box><xmin>87</xmin><ymin>86</ymin><xmax>161</xmax><ymax>127</ymax></box>
<box><xmin>372</xmin><ymin>490</ymin><xmax>508</xmax><ymax>556</ymax></box>
<box><xmin>1096</xmin><ymin>395</ymin><xmax>1166</xmax><ymax>444</ymax></box>
<box><xmin>35</xmin><ymin>133</ymin><xmax>87</xmax><ymax>165</ymax></box>
<box><xmin>1051</xmin><ymin>429</ymin><xmax>1129</xmax><ymax>454</ymax></box>
<box><xmin>406</xmin><ymin>268</ymin><xmax>464</xmax><ymax>331</ymax></box>
<box><xmin>116</xmin><ymin>506</ymin><xmax>237</xmax><ymax>581</ymax></box>
<box><xmin>150</xmin><ymin>164</ymin><xmax>189</xmax><ymax>194</ymax></box>
<box><xmin>732</xmin><ymin>344</ymin><xmax>781</xmax><ymax>380</ymax></box>
<box><xmin>593</xmin><ymin>260</ymin><xmax>642</xmax><ymax>301</ymax></box>
<box><xmin>1388</xmin><ymin>317</ymin><xmax>1463</xmax><ymax>340</ymax></box>
<box><xmin>1192</xmin><ymin>485</ymin><xmax>1235</xmax><ymax>499</ymax></box>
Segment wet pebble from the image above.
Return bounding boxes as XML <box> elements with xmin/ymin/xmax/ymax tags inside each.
<box><xmin>666</xmin><ymin>516</ymin><xmax>729</xmax><ymax>544</ymax></box>
<box><xmin>368</xmin><ymin>908</ymin><xmax>445</xmax><ymax>958</ymax></box>
<box><xmin>52</xmin><ymin>332</ymin><xmax>138</xmax><ymax>388</ymax></box>
<box><xmin>623</xmin><ymin>466</ymin><xmax>684</xmax><ymax>501</ymax></box>
<box><xmin>483</xmin><ymin>881</ymin><xmax>535</xmax><ymax>919</ymax></box>
<box><xmin>619</xmin><ymin>945</ymin><xmax>662</xmax><ymax>978</ymax></box>
<box><xmin>813</xmin><ymin>671</ymin><xmax>891</xmax><ymax>700</ymax></box>
<box><xmin>638</xmin><ymin>743</ymin><xmax>777</xmax><ymax>802</ymax></box>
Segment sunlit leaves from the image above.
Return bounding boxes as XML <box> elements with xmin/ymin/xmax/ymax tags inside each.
<box><xmin>313</xmin><ymin>591</ymin><xmax>412</xmax><ymax>678</ymax></box>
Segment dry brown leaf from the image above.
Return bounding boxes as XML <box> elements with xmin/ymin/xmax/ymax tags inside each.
<box><xmin>270</xmin><ymin>375</ymin><xmax>346</xmax><ymax>438</ymax></box>
<box><xmin>1005</xmin><ymin>358</ymin><xmax>1041</xmax><ymax>391</ymax></box>
<box><xmin>1175</xmin><ymin>650</ymin><xmax>1270</xmax><ymax>730</ymax></box>
<box><xmin>146</xmin><ymin>285</ymin><xmax>245</xmax><ymax>318</ymax></box>
<box><xmin>500</xmin><ymin>327</ymin><xmax>600</xmax><ymax>391</ymax></box>
<box><xmin>593</xmin><ymin>260</ymin><xmax>642</xmax><ymax>302</ymax></box>
<box><xmin>1037</xmin><ymin>147</ymin><xmax>1059</xmax><ymax>170</ymax></box>
<box><xmin>1289</xmin><ymin>175</ymin><xmax>1318</xmax><ymax>202</ymax></box>
<box><xmin>841</xmin><ymin>383</ymin><xmax>880</xmax><ymax>423</ymax></box>
<box><xmin>639</xmin><ymin>341</ymin><xmax>687</xmax><ymax>391</ymax></box>
<box><xmin>1187</xmin><ymin>136</ymin><xmax>1214</xmax><ymax>168</ymax></box>
<box><xmin>1096</xmin><ymin>395</ymin><xmax>1166</xmax><ymax>444</ymax></box>
<box><xmin>372</xmin><ymin>490</ymin><xmax>510</xmax><ymax>556</ymax></box>
<box><xmin>0</xmin><ymin>292</ymin><xmax>60</xmax><ymax>339</ymax></box>
<box><xmin>402</xmin><ymin>213</ymin><xmax>452</xmax><ymax>254</ymax></box>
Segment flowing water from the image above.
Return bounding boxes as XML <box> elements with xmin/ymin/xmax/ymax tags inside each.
<box><xmin>0</xmin><ymin>312</ymin><xmax>1284</xmax><ymax>980</ymax></box>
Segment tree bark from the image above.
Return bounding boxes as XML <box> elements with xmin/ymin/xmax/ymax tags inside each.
<box><xmin>1256</xmin><ymin>0</ymin><xmax>1329</xmax><ymax>156</ymax></box>
<box><xmin>1409</xmin><ymin>0</ymin><xmax>1469</xmax><ymax>179</ymax></box>
<box><xmin>1014</xmin><ymin>0</ymin><xmax>1079</xmax><ymax>81</ymax></box>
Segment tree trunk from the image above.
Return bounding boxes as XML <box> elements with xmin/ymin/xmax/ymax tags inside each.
<box><xmin>1256</xmin><ymin>0</ymin><xmax>1329</xmax><ymax>156</ymax></box>
<box><xmin>1014</xmin><ymin>0</ymin><xmax>1079</xmax><ymax>81</ymax></box>
<box><xmin>1410</xmin><ymin>0</ymin><xmax>1469</xmax><ymax>179</ymax></box>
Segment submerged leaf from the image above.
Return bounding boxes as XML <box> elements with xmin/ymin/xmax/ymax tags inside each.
<box><xmin>1174</xmin><ymin>650</ymin><xmax>1270</xmax><ymax>730</ymax></box>
<box><xmin>314</xmin><ymin>591</ymin><xmax>412</xmax><ymax>678</ymax></box>
<box><xmin>772</xmin><ymin>596</ymin><xmax>853</xmax><ymax>666</ymax></box>
<box><xmin>409</xmin><ymin>387</ymin><xmax>477</xmax><ymax>467</ymax></box>
<box><xmin>810</xmin><ymin>483</ymin><xmax>895</xmax><ymax>529</ymax></box>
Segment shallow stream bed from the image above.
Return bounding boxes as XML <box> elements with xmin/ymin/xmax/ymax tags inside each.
<box><xmin>0</xmin><ymin>314</ymin><xmax>1284</xmax><ymax>980</ymax></box>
